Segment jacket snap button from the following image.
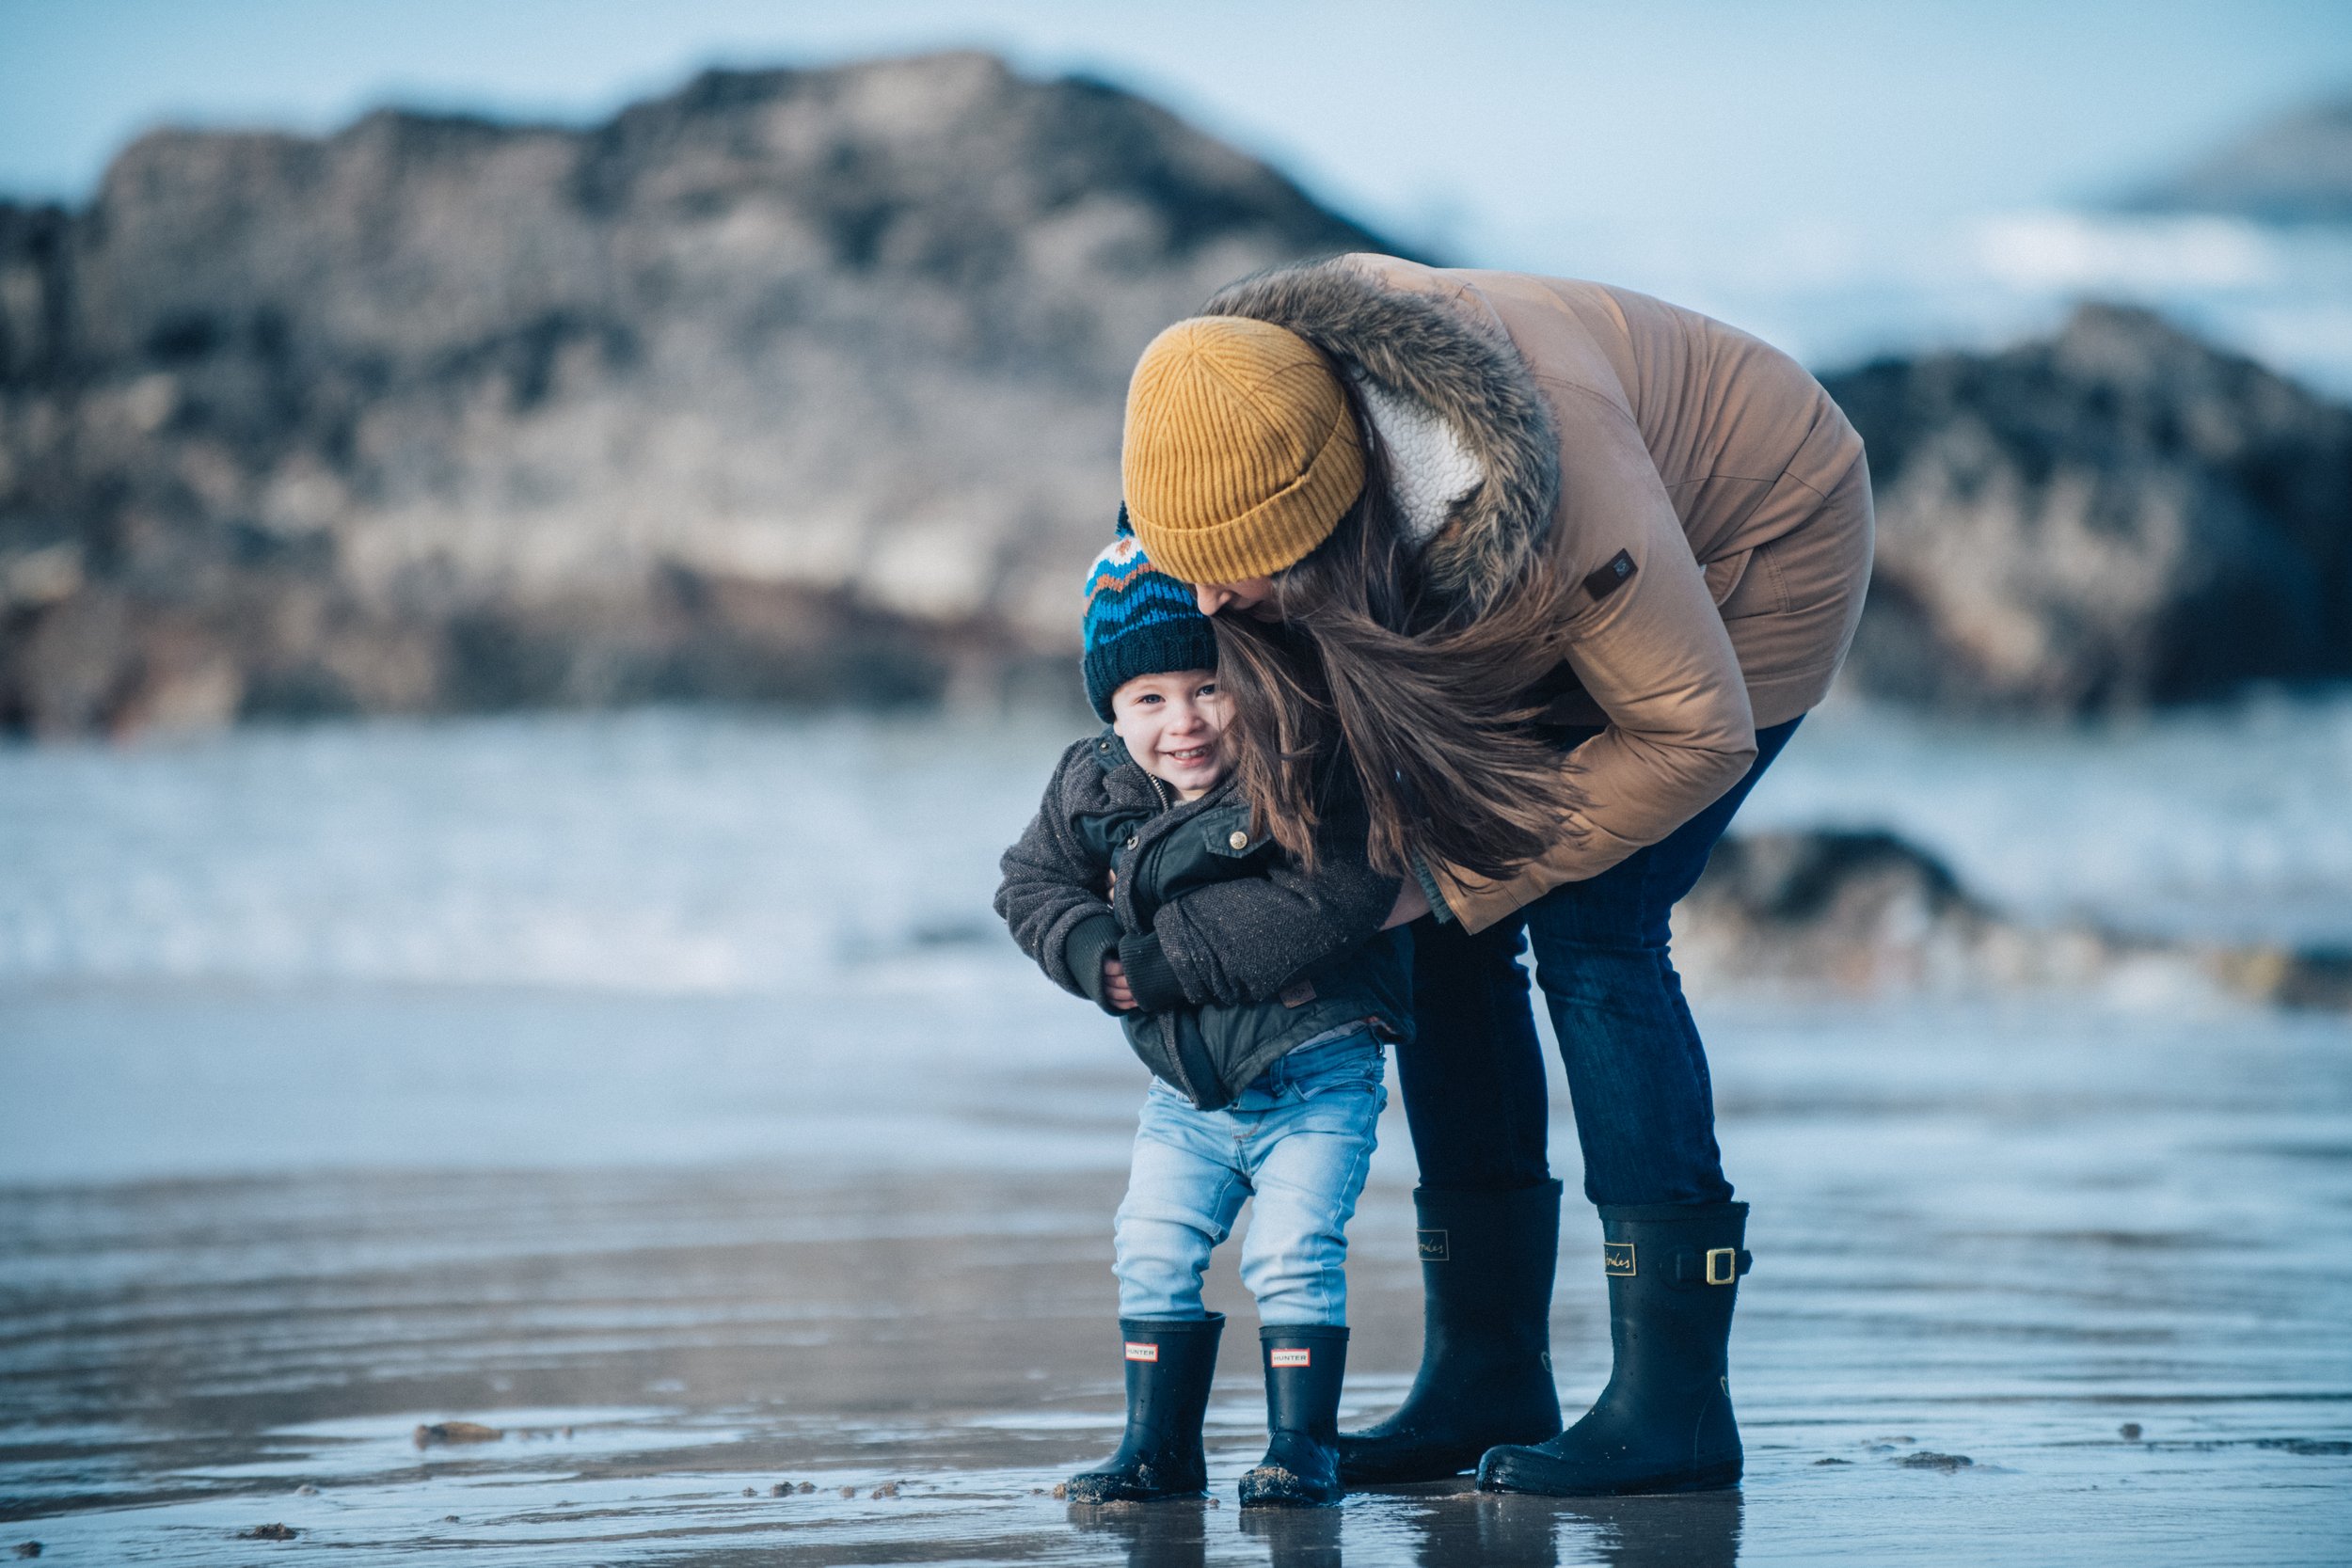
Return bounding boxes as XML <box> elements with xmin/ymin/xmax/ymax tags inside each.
<box><xmin>1125</xmin><ymin>836</ymin><xmax>1138</xmax><ymax>849</ymax></box>
<box><xmin>1229</xmin><ymin>831</ymin><xmax>1249</xmax><ymax>850</ymax></box>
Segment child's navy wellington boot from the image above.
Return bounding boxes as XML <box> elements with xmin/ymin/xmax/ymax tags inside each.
<box><xmin>1477</xmin><ymin>1201</ymin><xmax>1753</xmax><ymax>1497</ymax></box>
<box><xmin>1067</xmin><ymin>1314</ymin><xmax>1224</xmax><ymax>1502</ymax></box>
<box><xmin>1338</xmin><ymin>1180</ymin><xmax>1564</xmax><ymax>1481</ymax></box>
<box><xmin>1238</xmin><ymin>1325</ymin><xmax>1349</xmax><ymax>1508</ymax></box>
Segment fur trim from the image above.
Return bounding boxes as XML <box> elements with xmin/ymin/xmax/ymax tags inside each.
<box><xmin>1203</xmin><ymin>258</ymin><xmax>1559</xmax><ymax>610</ymax></box>
<box><xmin>1354</xmin><ymin>374</ymin><xmax>1481</xmax><ymax>547</ymax></box>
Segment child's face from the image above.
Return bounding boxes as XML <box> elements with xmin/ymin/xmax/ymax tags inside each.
<box><xmin>1109</xmin><ymin>670</ymin><xmax>1231</xmax><ymax>800</ymax></box>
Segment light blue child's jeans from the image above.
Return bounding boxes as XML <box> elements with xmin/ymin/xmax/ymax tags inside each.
<box><xmin>1113</xmin><ymin>1027</ymin><xmax>1386</xmax><ymax>1326</ymax></box>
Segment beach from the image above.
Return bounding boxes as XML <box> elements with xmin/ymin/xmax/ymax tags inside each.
<box><xmin>4</xmin><ymin>705</ymin><xmax>2348</xmax><ymax>1563</ymax></box>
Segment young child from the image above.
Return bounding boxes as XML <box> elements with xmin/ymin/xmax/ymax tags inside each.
<box><xmin>995</xmin><ymin>519</ymin><xmax>1409</xmax><ymax>1509</ymax></box>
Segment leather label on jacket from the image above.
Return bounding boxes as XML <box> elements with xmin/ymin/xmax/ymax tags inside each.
<box><xmin>1582</xmin><ymin>548</ymin><xmax>1637</xmax><ymax>601</ymax></box>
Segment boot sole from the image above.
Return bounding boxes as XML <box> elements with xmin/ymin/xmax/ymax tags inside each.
<box><xmin>1477</xmin><ymin>1454</ymin><xmax>1741</xmax><ymax>1497</ymax></box>
<box><xmin>1237</xmin><ymin>1467</ymin><xmax>1343</xmax><ymax>1508</ymax></box>
<box><xmin>1066</xmin><ymin>1472</ymin><xmax>1208</xmax><ymax>1504</ymax></box>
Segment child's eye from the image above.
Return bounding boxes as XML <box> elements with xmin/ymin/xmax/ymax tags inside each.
<box><xmin>1198</xmin><ymin>683</ymin><xmax>1218</xmax><ymax>697</ymax></box>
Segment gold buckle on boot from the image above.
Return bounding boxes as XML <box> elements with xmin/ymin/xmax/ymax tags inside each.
<box><xmin>1704</xmin><ymin>1247</ymin><xmax>1738</xmax><ymax>1285</ymax></box>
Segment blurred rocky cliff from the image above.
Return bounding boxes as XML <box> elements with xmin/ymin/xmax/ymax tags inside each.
<box><xmin>2126</xmin><ymin>97</ymin><xmax>2352</xmax><ymax>223</ymax></box>
<box><xmin>1824</xmin><ymin>304</ymin><xmax>2352</xmax><ymax>713</ymax></box>
<box><xmin>0</xmin><ymin>52</ymin><xmax>1390</xmax><ymax>734</ymax></box>
<box><xmin>1681</xmin><ymin>828</ymin><xmax>2352</xmax><ymax>1012</ymax></box>
<box><xmin>4</xmin><ymin>53</ymin><xmax>2349</xmax><ymax>735</ymax></box>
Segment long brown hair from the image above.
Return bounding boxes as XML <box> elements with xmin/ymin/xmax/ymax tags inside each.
<box><xmin>1212</xmin><ymin>390</ymin><xmax>1585</xmax><ymax>882</ymax></box>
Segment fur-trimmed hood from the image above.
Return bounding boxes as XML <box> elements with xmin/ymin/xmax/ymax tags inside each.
<box><xmin>1200</xmin><ymin>254</ymin><xmax>1875</xmax><ymax>935</ymax></box>
<box><xmin>1203</xmin><ymin>256</ymin><xmax>1560</xmax><ymax>611</ymax></box>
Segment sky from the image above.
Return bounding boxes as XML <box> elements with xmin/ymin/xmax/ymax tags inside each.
<box><xmin>3</xmin><ymin>0</ymin><xmax>2349</xmax><ymax>373</ymax></box>
<box><xmin>5</xmin><ymin>1</ymin><xmax>2346</xmax><ymax>245</ymax></box>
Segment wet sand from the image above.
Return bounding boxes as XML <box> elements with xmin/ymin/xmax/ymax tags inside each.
<box><xmin>5</xmin><ymin>979</ymin><xmax>2348</xmax><ymax>1564</ymax></box>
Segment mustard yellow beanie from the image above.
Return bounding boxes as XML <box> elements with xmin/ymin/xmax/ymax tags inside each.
<box><xmin>1120</xmin><ymin>315</ymin><xmax>1365</xmax><ymax>584</ymax></box>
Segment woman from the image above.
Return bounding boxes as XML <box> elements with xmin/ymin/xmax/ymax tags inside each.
<box><xmin>1116</xmin><ymin>254</ymin><xmax>1872</xmax><ymax>1497</ymax></box>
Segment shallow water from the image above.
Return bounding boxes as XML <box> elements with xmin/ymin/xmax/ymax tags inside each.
<box><xmin>7</xmin><ymin>695</ymin><xmax>2352</xmax><ymax>999</ymax></box>
<box><xmin>4</xmin><ymin>707</ymin><xmax>2350</xmax><ymax>1562</ymax></box>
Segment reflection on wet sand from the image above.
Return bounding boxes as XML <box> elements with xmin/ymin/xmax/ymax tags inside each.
<box><xmin>4</xmin><ymin>982</ymin><xmax>2349</xmax><ymax>1563</ymax></box>
<box><xmin>1072</xmin><ymin>1488</ymin><xmax>1740</xmax><ymax>1568</ymax></box>
<box><xmin>1071</xmin><ymin>1498</ymin><xmax>1212</xmax><ymax>1568</ymax></box>
<box><xmin>1239</xmin><ymin>1501</ymin><xmax>1345</xmax><ymax>1566</ymax></box>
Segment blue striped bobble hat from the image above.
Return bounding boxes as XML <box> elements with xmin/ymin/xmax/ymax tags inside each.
<box><xmin>1082</xmin><ymin>506</ymin><xmax>1221</xmax><ymax>721</ymax></box>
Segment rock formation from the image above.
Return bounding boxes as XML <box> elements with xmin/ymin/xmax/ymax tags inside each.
<box><xmin>6</xmin><ymin>52</ymin><xmax>2348</xmax><ymax>735</ymax></box>
<box><xmin>1677</xmin><ymin>828</ymin><xmax>2352</xmax><ymax>1011</ymax></box>
<box><xmin>1825</xmin><ymin>304</ymin><xmax>2352</xmax><ymax>713</ymax></box>
<box><xmin>0</xmin><ymin>52</ymin><xmax>1391</xmax><ymax>734</ymax></box>
<box><xmin>2126</xmin><ymin>98</ymin><xmax>2352</xmax><ymax>224</ymax></box>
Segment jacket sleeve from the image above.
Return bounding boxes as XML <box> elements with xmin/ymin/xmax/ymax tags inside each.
<box><xmin>1121</xmin><ymin>784</ymin><xmax>1402</xmax><ymax>1011</ymax></box>
<box><xmin>993</xmin><ymin>743</ymin><xmax>1125</xmax><ymax>1010</ymax></box>
<box><xmin>1430</xmin><ymin>391</ymin><xmax>1757</xmax><ymax>934</ymax></box>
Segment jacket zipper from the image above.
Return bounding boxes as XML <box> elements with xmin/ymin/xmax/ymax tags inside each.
<box><xmin>1114</xmin><ymin>771</ymin><xmax>1173</xmax><ymax>926</ymax></box>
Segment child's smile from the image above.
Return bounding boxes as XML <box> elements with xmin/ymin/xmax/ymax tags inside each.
<box><xmin>1109</xmin><ymin>670</ymin><xmax>1231</xmax><ymax>800</ymax></box>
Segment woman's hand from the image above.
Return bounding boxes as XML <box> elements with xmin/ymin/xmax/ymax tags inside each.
<box><xmin>1383</xmin><ymin>879</ymin><xmax>1432</xmax><ymax>929</ymax></box>
<box><xmin>1102</xmin><ymin>955</ymin><xmax>1138</xmax><ymax>1010</ymax></box>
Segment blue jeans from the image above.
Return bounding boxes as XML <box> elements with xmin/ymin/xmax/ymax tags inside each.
<box><xmin>1396</xmin><ymin>718</ymin><xmax>1802</xmax><ymax>1208</ymax></box>
<box><xmin>1113</xmin><ymin>1028</ymin><xmax>1387</xmax><ymax>1326</ymax></box>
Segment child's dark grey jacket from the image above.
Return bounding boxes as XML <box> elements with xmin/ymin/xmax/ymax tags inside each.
<box><xmin>995</xmin><ymin>730</ymin><xmax>1411</xmax><ymax>1112</ymax></box>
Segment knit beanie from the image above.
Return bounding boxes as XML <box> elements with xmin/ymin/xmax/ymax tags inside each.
<box><xmin>1081</xmin><ymin>509</ymin><xmax>1222</xmax><ymax>721</ymax></box>
<box><xmin>1121</xmin><ymin>315</ymin><xmax>1365</xmax><ymax>585</ymax></box>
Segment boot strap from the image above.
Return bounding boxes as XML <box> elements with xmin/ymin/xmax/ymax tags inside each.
<box><xmin>1667</xmin><ymin>1246</ymin><xmax>1753</xmax><ymax>1289</ymax></box>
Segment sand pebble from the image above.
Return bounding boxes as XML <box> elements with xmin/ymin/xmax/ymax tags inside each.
<box><xmin>797</xmin><ymin>1481</ymin><xmax>815</xmax><ymax>1494</ymax></box>
<box><xmin>770</xmin><ymin>1482</ymin><xmax>791</xmax><ymax>1497</ymax></box>
<box><xmin>236</xmin><ymin>1524</ymin><xmax>297</xmax><ymax>1541</ymax></box>
<box><xmin>741</xmin><ymin>1487</ymin><xmax>756</xmax><ymax>1497</ymax></box>
<box><xmin>840</xmin><ymin>1485</ymin><xmax>856</xmax><ymax>1498</ymax></box>
<box><xmin>294</xmin><ymin>1483</ymin><xmax>319</xmax><ymax>1495</ymax></box>
<box><xmin>414</xmin><ymin>1421</ymin><xmax>502</xmax><ymax>1448</ymax></box>
<box><xmin>1051</xmin><ymin>1482</ymin><xmax>1068</xmax><ymax>1499</ymax></box>
<box><xmin>2121</xmin><ymin>1422</ymin><xmax>2143</xmax><ymax>1439</ymax></box>
<box><xmin>442</xmin><ymin>1516</ymin><xmax>460</xmax><ymax>1524</ymax></box>
<box><xmin>12</xmin><ymin>1544</ymin><xmax>41</xmax><ymax>1560</ymax></box>
<box><xmin>872</xmin><ymin>1481</ymin><xmax>898</xmax><ymax>1498</ymax></box>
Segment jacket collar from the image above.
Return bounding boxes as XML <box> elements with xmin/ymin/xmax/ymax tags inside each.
<box><xmin>1089</xmin><ymin>725</ymin><xmax>1242</xmax><ymax>816</ymax></box>
<box><xmin>1202</xmin><ymin>257</ymin><xmax>1560</xmax><ymax>614</ymax></box>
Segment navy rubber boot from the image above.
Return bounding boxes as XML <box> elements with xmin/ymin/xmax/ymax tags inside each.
<box><xmin>1477</xmin><ymin>1202</ymin><xmax>1752</xmax><ymax>1497</ymax></box>
<box><xmin>1068</xmin><ymin>1314</ymin><xmax>1224</xmax><ymax>1503</ymax></box>
<box><xmin>1238</xmin><ymin>1325</ymin><xmax>1348</xmax><ymax>1508</ymax></box>
<box><xmin>1340</xmin><ymin>1180</ymin><xmax>1564</xmax><ymax>1481</ymax></box>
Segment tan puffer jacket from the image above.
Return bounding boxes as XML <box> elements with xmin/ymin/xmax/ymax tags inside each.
<box><xmin>1205</xmin><ymin>255</ymin><xmax>1874</xmax><ymax>933</ymax></box>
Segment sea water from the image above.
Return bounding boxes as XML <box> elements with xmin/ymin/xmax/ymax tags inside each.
<box><xmin>7</xmin><ymin>691</ymin><xmax>2352</xmax><ymax>1001</ymax></box>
